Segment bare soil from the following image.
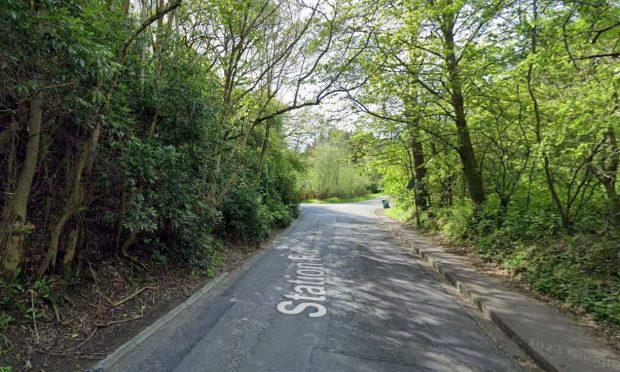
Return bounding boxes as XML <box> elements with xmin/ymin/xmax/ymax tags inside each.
<box><xmin>0</xmin><ymin>236</ymin><xmax>271</xmax><ymax>372</ymax></box>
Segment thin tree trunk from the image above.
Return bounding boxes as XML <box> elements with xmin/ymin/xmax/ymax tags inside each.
<box><xmin>526</xmin><ymin>0</ymin><xmax>568</xmax><ymax>227</ymax></box>
<box><xmin>257</xmin><ymin>121</ymin><xmax>271</xmax><ymax>182</ymax></box>
<box><xmin>119</xmin><ymin>3</ymin><xmax>164</xmax><ymax>253</ymax></box>
<box><xmin>113</xmin><ymin>183</ymin><xmax>128</xmax><ymax>255</ymax></box>
<box><xmin>407</xmin><ymin>122</ymin><xmax>430</xmax><ymax>210</ymax></box>
<box><xmin>0</xmin><ymin>120</ymin><xmax>18</xmax><ymax>153</ymax></box>
<box><xmin>441</xmin><ymin>10</ymin><xmax>485</xmax><ymax>206</ymax></box>
<box><xmin>122</xmin><ymin>0</ymin><xmax>130</xmax><ymax>16</ymax></box>
<box><xmin>62</xmin><ymin>226</ymin><xmax>79</xmax><ymax>275</ymax></box>
<box><xmin>37</xmin><ymin>123</ymin><xmax>99</xmax><ymax>278</ymax></box>
<box><xmin>215</xmin><ymin>130</ymin><xmax>253</xmax><ymax>205</ymax></box>
<box><xmin>120</xmin><ymin>230</ymin><xmax>137</xmax><ymax>257</ymax></box>
<box><xmin>118</xmin><ymin>120</ymin><xmax>158</xmax><ymax>254</ymax></box>
<box><xmin>0</xmin><ymin>96</ymin><xmax>42</xmax><ymax>279</ymax></box>
<box><xmin>174</xmin><ymin>8</ymin><xmax>180</xmax><ymax>35</ymax></box>
<box><xmin>114</xmin><ymin>0</ymin><xmax>148</xmax><ymax>253</ymax></box>
<box><xmin>599</xmin><ymin>126</ymin><xmax>619</xmax><ymax>226</ymax></box>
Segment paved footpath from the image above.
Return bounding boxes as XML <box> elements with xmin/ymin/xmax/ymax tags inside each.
<box><xmin>378</xmin><ymin>210</ymin><xmax>620</xmax><ymax>372</ymax></box>
<box><xmin>95</xmin><ymin>200</ymin><xmax>546</xmax><ymax>371</ymax></box>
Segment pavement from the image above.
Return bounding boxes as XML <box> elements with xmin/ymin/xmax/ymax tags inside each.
<box><xmin>377</xmin><ymin>208</ymin><xmax>620</xmax><ymax>372</ymax></box>
<box><xmin>91</xmin><ymin>199</ymin><xmax>618</xmax><ymax>372</ymax></box>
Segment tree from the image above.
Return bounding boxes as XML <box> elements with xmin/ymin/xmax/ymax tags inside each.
<box><xmin>303</xmin><ymin>131</ymin><xmax>370</xmax><ymax>199</ymax></box>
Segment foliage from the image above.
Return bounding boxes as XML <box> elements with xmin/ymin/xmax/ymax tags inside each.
<box><xmin>0</xmin><ymin>313</ymin><xmax>11</xmax><ymax>335</ymax></box>
<box><xmin>0</xmin><ymin>0</ymin><xmax>617</xmax><ymax>340</ymax></box>
<box><xmin>1</xmin><ymin>0</ymin><xmax>340</xmax><ymax>281</ymax></box>
<box><xmin>301</xmin><ymin>130</ymin><xmax>373</xmax><ymax>200</ymax></box>
<box><xmin>0</xmin><ymin>275</ymin><xmax>60</xmax><ymax>339</ymax></box>
<box><xmin>303</xmin><ymin>193</ymin><xmax>383</xmax><ymax>204</ymax></box>
<box><xmin>222</xmin><ymin>184</ymin><xmax>272</xmax><ymax>243</ymax></box>
<box><xmin>352</xmin><ymin>0</ymin><xmax>620</xmax><ymax>326</ymax></box>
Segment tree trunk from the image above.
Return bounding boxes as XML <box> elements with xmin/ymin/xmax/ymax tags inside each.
<box><xmin>0</xmin><ymin>120</ymin><xmax>18</xmax><ymax>153</ymax></box>
<box><xmin>120</xmin><ymin>230</ymin><xmax>137</xmax><ymax>257</ymax></box>
<box><xmin>526</xmin><ymin>0</ymin><xmax>568</xmax><ymax>227</ymax></box>
<box><xmin>0</xmin><ymin>96</ymin><xmax>42</xmax><ymax>279</ymax></box>
<box><xmin>37</xmin><ymin>0</ymin><xmax>182</xmax><ymax>277</ymax></box>
<box><xmin>113</xmin><ymin>183</ymin><xmax>128</xmax><ymax>255</ymax></box>
<box><xmin>215</xmin><ymin>122</ymin><xmax>256</xmax><ymax>205</ymax></box>
<box><xmin>599</xmin><ymin>126</ymin><xmax>619</xmax><ymax>226</ymax></box>
<box><xmin>441</xmin><ymin>10</ymin><xmax>485</xmax><ymax>206</ymax></box>
<box><xmin>407</xmin><ymin>123</ymin><xmax>430</xmax><ymax>210</ymax></box>
<box><xmin>119</xmin><ymin>10</ymin><xmax>163</xmax><ymax>252</ymax></box>
<box><xmin>37</xmin><ymin>123</ymin><xmax>99</xmax><ymax>278</ymax></box>
<box><xmin>62</xmin><ymin>226</ymin><xmax>79</xmax><ymax>276</ymax></box>
<box><xmin>122</xmin><ymin>0</ymin><xmax>130</xmax><ymax>16</ymax></box>
<box><xmin>174</xmin><ymin>8</ymin><xmax>180</xmax><ymax>35</ymax></box>
<box><xmin>257</xmin><ymin>121</ymin><xmax>271</xmax><ymax>183</ymax></box>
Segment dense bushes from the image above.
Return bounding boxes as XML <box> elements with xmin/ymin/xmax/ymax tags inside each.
<box><xmin>221</xmin><ymin>187</ymin><xmax>297</xmax><ymax>243</ymax></box>
<box><xmin>222</xmin><ymin>186</ymin><xmax>272</xmax><ymax>243</ymax></box>
<box><xmin>221</xmin><ymin>139</ymin><xmax>301</xmax><ymax>242</ymax></box>
<box><xmin>0</xmin><ymin>1</ymin><xmax>305</xmax><ymax>282</ymax></box>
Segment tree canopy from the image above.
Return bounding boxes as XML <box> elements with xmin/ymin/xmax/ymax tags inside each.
<box><xmin>347</xmin><ymin>0</ymin><xmax>620</xmax><ymax>325</ymax></box>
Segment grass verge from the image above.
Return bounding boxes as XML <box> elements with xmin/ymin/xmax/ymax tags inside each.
<box><xmin>385</xmin><ymin>206</ymin><xmax>414</xmax><ymax>221</ymax></box>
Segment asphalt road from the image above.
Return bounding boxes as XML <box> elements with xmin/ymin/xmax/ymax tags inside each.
<box><xmin>98</xmin><ymin>199</ymin><xmax>524</xmax><ymax>372</ymax></box>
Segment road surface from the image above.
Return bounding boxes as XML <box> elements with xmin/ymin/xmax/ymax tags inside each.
<box><xmin>98</xmin><ymin>200</ymin><xmax>524</xmax><ymax>371</ymax></box>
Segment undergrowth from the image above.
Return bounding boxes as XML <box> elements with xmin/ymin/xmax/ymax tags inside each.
<box><xmin>387</xmin><ymin>198</ymin><xmax>620</xmax><ymax>327</ymax></box>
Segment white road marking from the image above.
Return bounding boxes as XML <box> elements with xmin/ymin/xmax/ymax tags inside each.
<box><xmin>276</xmin><ymin>248</ymin><xmax>327</xmax><ymax>318</ymax></box>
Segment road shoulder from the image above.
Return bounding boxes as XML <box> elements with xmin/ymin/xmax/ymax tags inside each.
<box><xmin>89</xmin><ymin>219</ymin><xmax>300</xmax><ymax>371</ymax></box>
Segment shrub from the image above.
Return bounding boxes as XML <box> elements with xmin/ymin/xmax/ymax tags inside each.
<box><xmin>222</xmin><ymin>186</ymin><xmax>271</xmax><ymax>243</ymax></box>
<box><xmin>264</xmin><ymin>195</ymin><xmax>293</xmax><ymax>228</ymax></box>
<box><xmin>178</xmin><ymin>232</ymin><xmax>223</xmax><ymax>270</ymax></box>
